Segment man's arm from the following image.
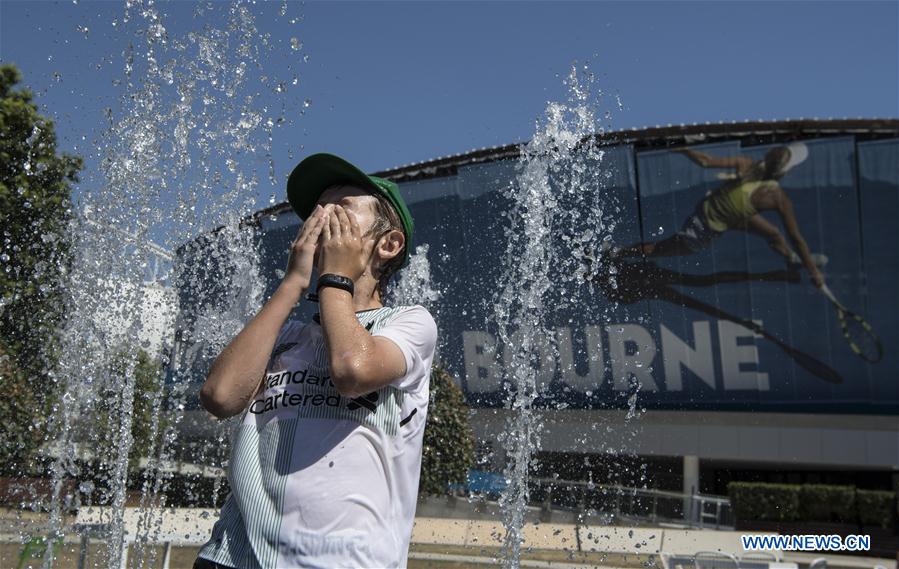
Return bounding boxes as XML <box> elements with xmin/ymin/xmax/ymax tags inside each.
<box><xmin>317</xmin><ymin>286</ymin><xmax>407</xmax><ymax>398</ymax></box>
<box><xmin>199</xmin><ymin>277</ymin><xmax>306</xmax><ymax>419</ymax></box>
<box><xmin>199</xmin><ymin>206</ymin><xmax>328</xmax><ymax>419</ymax></box>
<box><xmin>315</xmin><ymin>205</ymin><xmax>411</xmax><ymax>398</ymax></box>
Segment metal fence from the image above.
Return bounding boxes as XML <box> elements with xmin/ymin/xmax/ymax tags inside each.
<box><xmin>527</xmin><ymin>477</ymin><xmax>734</xmax><ymax>529</ymax></box>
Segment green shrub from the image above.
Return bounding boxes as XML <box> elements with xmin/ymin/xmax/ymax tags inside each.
<box><xmin>419</xmin><ymin>365</ymin><xmax>475</xmax><ymax>496</ymax></box>
<box><xmin>95</xmin><ymin>348</ymin><xmax>168</xmax><ymax>476</ymax></box>
<box><xmin>728</xmin><ymin>481</ymin><xmax>801</xmax><ymax>521</ymax></box>
<box><xmin>0</xmin><ymin>343</ymin><xmax>48</xmax><ymax>476</ymax></box>
<box><xmin>857</xmin><ymin>490</ymin><xmax>895</xmax><ymax>528</ymax></box>
<box><xmin>799</xmin><ymin>484</ymin><xmax>856</xmax><ymax>522</ymax></box>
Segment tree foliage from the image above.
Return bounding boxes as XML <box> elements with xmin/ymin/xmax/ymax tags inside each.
<box><xmin>0</xmin><ymin>63</ymin><xmax>83</xmax><ymax>471</ymax></box>
<box><xmin>419</xmin><ymin>365</ymin><xmax>475</xmax><ymax>496</ymax></box>
<box><xmin>94</xmin><ymin>348</ymin><xmax>168</xmax><ymax>478</ymax></box>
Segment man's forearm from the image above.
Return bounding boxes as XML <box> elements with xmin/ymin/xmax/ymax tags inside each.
<box><xmin>318</xmin><ymin>286</ymin><xmax>373</xmax><ymax>397</ymax></box>
<box><xmin>200</xmin><ymin>275</ymin><xmax>306</xmax><ymax>418</ymax></box>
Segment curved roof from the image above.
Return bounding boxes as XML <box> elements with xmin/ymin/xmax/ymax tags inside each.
<box><xmin>372</xmin><ymin>117</ymin><xmax>899</xmax><ymax>182</ymax></box>
<box><xmin>184</xmin><ymin>118</ymin><xmax>898</xmax><ymax>251</ymax></box>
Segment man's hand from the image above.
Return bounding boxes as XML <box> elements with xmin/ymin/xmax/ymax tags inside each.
<box><xmin>317</xmin><ymin>205</ymin><xmax>375</xmax><ymax>280</ymax></box>
<box><xmin>285</xmin><ymin>204</ymin><xmax>327</xmax><ymax>289</ymax></box>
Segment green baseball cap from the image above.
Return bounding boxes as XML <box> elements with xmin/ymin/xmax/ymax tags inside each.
<box><xmin>286</xmin><ymin>152</ymin><xmax>414</xmax><ymax>268</ymax></box>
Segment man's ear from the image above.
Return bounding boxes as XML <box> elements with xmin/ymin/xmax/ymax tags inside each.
<box><xmin>376</xmin><ymin>229</ymin><xmax>405</xmax><ymax>264</ymax></box>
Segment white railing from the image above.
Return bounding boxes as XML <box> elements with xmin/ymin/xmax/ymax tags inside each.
<box><xmin>528</xmin><ymin>477</ymin><xmax>734</xmax><ymax>529</ymax></box>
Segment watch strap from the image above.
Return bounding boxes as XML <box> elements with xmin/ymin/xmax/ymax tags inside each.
<box><xmin>317</xmin><ymin>273</ymin><xmax>354</xmax><ymax>296</ymax></box>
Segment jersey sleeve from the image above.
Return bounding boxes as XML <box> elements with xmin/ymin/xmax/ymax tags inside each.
<box><xmin>372</xmin><ymin>305</ymin><xmax>438</xmax><ymax>393</ymax></box>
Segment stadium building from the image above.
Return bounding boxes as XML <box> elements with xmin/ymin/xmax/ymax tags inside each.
<box><xmin>168</xmin><ymin>118</ymin><xmax>899</xmax><ymax>516</ymax></box>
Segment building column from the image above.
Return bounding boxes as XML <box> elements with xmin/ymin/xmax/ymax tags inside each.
<box><xmin>683</xmin><ymin>455</ymin><xmax>700</xmax><ymax>524</ymax></box>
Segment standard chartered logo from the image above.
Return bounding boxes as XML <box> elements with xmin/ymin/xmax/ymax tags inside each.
<box><xmin>249</xmin><ymin>368</ymin><xmax>381</xmax><ymax>417</ymax></box>
<box><xmin>249</xmin><ymin>390</ymin><xmax>344</xmax><ymax>414</ymax></box>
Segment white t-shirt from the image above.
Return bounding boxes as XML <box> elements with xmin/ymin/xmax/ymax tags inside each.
<box><xmin>198</xmin><ymin>304</ymin><xmax>438</xmax><ymax>569</ymax></box>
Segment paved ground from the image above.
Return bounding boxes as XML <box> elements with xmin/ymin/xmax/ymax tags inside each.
<box><xmin>2</xmin><ymin>508</ymin><xmax>895</xmax><ymax>569</ymax></box>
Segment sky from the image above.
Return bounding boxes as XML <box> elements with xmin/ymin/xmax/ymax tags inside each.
<box><xmin>1</xmin><ymin>0</ymin><xmax>897</xmax><ymax>243</ymax></box>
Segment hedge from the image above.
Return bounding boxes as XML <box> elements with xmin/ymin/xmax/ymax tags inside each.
<box><xmin>727</xmin><ymin>482</ymin><xmax>801</xmax><ymax>521</ymax></box>
<box><xmin>857</xmin><ymin>489</ymin><xmax>895</xmax><ymax>529</ymax></box>
<box><xmin>729</xmin><ymin>481</ymin><xmax>896</xmax><ymax>528</ymax></box>
<box><xmin>798</xmin><ymin>484</ymin><xmax>855</xmax><ymax>522</ymax></box>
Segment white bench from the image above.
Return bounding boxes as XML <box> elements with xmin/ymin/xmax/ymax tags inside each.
<box><xmin>659</xmin><ymin>529</ymin><xmax>796</xmax><ymax>569</ymax></box>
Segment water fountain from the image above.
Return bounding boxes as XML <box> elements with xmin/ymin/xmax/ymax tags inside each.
<box><xmin>8</xmin><ymin>3</ymin><xmax>640</xmax><ymax>568</ymax></box>
<box><xmin>490</xmin><ymin>63</ymin><xmax>629</xmax><ymax>567</ymax></box>
<box><xmin>15</xmin><ymin>2</ymin><xmax>305</xmax><ymax>567</ymax></box>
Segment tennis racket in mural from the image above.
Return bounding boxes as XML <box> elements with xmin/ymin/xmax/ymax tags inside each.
<box><xmin>819</xmin><ymin>284</ymin><xmax>883</xmax><ymax>364</ymax></box>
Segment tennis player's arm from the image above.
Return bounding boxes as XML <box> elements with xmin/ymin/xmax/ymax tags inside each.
<box><xmin>676</xmin><ymin>148</ymin><xmax>753</xmax><ymax>170</ymax></box>
<box><xmin>778</xmin><ymin>193</ymin><xmax>821</xmax><ymax>282</ymax></box>
<box><xmin>199</xmin><ymin>277</ymin><xmax>306</xmax><ymax>419</ymax></box>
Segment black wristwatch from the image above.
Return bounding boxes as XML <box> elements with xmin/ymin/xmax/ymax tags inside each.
<box><xmin>316</xmin><ymin>273</ymin><xmax>354</xmax><ymax>296</ymax></box>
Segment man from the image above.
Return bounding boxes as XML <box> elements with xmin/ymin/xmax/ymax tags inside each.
<box><xmin>194</xmin><ymin>153</ymin><xmax>438</xmax><ymax>568</ymax></box>
<box><xmin>610</xmin><ymin>143</ymin><xmax>827</xmax><ymax>288</ymax></box>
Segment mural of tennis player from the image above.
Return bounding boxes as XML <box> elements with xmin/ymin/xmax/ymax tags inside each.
<box><xmin>611</xmin><ymin>143</ymin><xmax>827</xmax><ymax>288</ymax></box>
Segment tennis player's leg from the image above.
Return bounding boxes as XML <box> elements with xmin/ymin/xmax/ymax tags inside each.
<box><xmin>614</xmin><ymin>235</ymin><xmax>688</xmax><ymax>258</ymax></box>
<box><xmin>617</xmin><ymin>210</ymin><xmax>711</xmax><ymax>258</ymax></box>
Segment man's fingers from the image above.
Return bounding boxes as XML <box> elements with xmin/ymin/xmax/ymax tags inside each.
<box><xmin>345</xmin><ymin>208</ymin><xmax>361</xmax><ymax>237</ymax></box>
<box><xmin>322</xmin><ymin>210</ymin><xmax>332</xmax><ymax>240</ymax></box>
<box><xmin>295</xmin><ymin>205</ymin><xmax>322</xmax><ymax>238</ymax></box>
<box><xmin>335</xmin><ymin>206</ymin><xmax>352</xmax><ymax>233</ymax></box>
<box><xmin>328</xmin><ymin>207</ymin><xmax>341</xmax><ymax>238</ymax></box>
<box><xmin>306</xmin><ymin>214</ymin><xmax>325</xmax><ymax>243</ymax></box>
<box><xmin>295</xmin><ymin>211</ymin><xmax>324</xmax><ymax>247</ymax></box>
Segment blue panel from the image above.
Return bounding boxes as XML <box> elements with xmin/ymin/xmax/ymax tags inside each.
<box><xmin>858</xmin><ymin>138</ymin><xmax>899</xmax><ymax>408</ymax></box>
<box><xmin>169</xmin><ymin>135</ymin><xmax>899</xmax><ymax>415</ymax></box>
<box><xmin>636</xmin><ymin>142</ymin><xmax>755</xmax><ymax>407</ymax></box>
<box><xmin>740</xmin><ymin>137</ymin><xmax>868</xmax><ymax>406</ymax></box>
